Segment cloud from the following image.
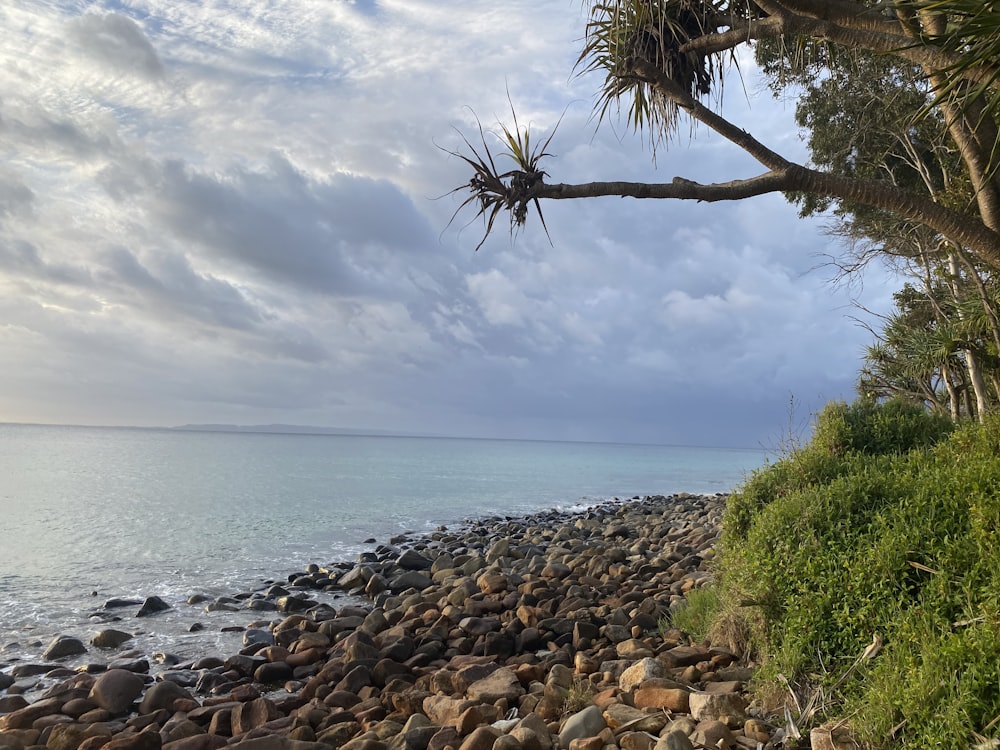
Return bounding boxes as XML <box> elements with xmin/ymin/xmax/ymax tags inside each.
<box><xmin>0</xmin><ymin>0</ymin><xmax>893</xmax><ymax>447</ymax></box>
<box><xmin>68</xmin><ymin>13</ymin><xmax>165</xmax><ymax>79</ymax></box>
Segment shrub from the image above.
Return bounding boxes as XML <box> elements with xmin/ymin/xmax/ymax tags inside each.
<box><xmin>710</xmin><ymin>401</ymin><xmax>1000</xmax><ymax>748</ymax></box>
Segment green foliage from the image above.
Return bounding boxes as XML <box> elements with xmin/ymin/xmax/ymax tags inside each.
<box><xmin>725</xmin><ymin>399</ymin><xmax>953</xmax><ymax>539</ymax></box>
<box><xmin>714</xmin><ymin>401</ymin><xmax>1000</xmax><ymax>747</ymax></box>
<box><xmin>667</xmin><ymin>585</ymin><xmax>720</xmax><ymax>640</ymax></box>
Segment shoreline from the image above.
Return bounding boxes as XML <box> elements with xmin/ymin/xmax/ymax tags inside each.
<box><xmin>0</xmin><ymin>492</ymin><xmax>781</xmax><ymax>750</ymax></box>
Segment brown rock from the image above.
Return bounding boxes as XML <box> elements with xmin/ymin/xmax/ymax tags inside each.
<box><xmin>660</xmin><ymin>648</ymin><xmax>705</xmax><ymax>669</ymax></box>
<box><xmin>614</xmin><ymin>641</ymin><xmax>654</xmax><ymax>660</ymax></box>
<box><xmin>491</xmin><ymin>735</ymin><xmax>521</xmax><ymax>750</ymax></box>
<box><xmin>632</xmin><ymin>687</ymin><xmax>689</xmax><ymax>714</ymax></box>
<box><xmin>600</xmin><ymin>704</ymin><xmax>664</xmax><ymax>734</ymax></box>
<box><xmin>231</xmin><ymin>699</ymin><xmax>280</xmax><ymax>737</ymax></box>
<box><xmin>454</xmin><ymin>705</ymin><xmax>499</xmax><ymax>737</ymax></box>
<box><xmin>465</xmin><ymin>669</ymin><xmax>524</xmax><ymax>705</ymax></box>
<box><xmin>45</xmin><ymin>722</ymin><xmax>88</xmax><ymax>750</ymax></box>
<box><xmin>427</xmin><ymin>726</ymin><xmax>460</xmax><ymax>750</ymax></box>
<box><xmin>89</xmin><ymin>669</ymin><xmax>145</xmax><ymax>714</ymax></box>
<box><xmin>162</xmin><ymin>736</ymin><xmax>227</xmax><ymax>750</ymax></box>
<box><xmin>690</xmin><ymin>720</ymin><xmax>735</xmax><ymax>749</ymax></box>
<box><xmin>457</xmin><ymin>727</ymin><xmax>500</xmax><ymax>750</ymax></box>
<box><xmin>105</xmin><ymin>730</ymin><xmax>163</xmax><ymax>750</ymax></box>
<box><xmin>566</xmin><ymin>740</ymin><xmax>601</xmax><ymax>750</ymax></box>
<box><xmin>423</xmin><ymin>696</ymin><xmax>475</xmax><ymax>727</ymax></box>
<box><xmin>160</xmin><ymin>717</ymin><xmax>204</xmax><ymax>744</ymax></box>
<box><xmin>139</xmin><ymin>682</ymin><xmax>192</xmax><ymax>716</ymax></box>
<box><xmin>0</xmin><ymin>697</ymin><xmax>65</xmax><ymax>730</ymax></box>
<box><xmin>317</xmin><ymin>721</ymin><xmax>363</xmax><ymax>748</ymax></box>
<box><xmin>618</xmin><ymin>733</ymin><xmax>654</xmax><ymax>750</ymax></box>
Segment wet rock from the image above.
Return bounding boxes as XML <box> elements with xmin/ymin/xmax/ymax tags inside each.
<box><xmin>135</xmin><ymin>597</ymin><xmax>171</xmax><ymax>618</ymax></box>
<box><xmin>43</xmin><ymin>636</ymin><xmax>87</xmax><ymax>661</ymax></box>
<box><xmin>92</xmin><ymin>630</ymin><xmax>134</xmax><ymax>649</ymax></box>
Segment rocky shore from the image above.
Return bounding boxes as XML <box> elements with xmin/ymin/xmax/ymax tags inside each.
<box><xmin>0</xmin><ymin>493</ymin><xmax>782</xmax><ymax>750</ymax></box>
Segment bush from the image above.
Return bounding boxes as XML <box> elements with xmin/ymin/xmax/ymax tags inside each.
<box><xmin>711</xmin><ymin>401</ymin><xmax>1000</xmax><ymax>748</ymax></box>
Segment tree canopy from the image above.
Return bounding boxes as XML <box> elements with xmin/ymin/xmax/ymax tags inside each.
<box><xmin>453</xmin><ymin>0</ymin><xmax>1000</xmax><ymax>419</ymax></box>
<box><xmin>454</xmin><ymin>1</ymin><xmax>1000</xmax><ymax>264</ymax></box>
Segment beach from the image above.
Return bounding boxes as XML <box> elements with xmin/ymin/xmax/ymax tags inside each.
<box><xmin>0</xmin><ymin>492</ymin><xmax>779</xmax><ymax>750</ymax></box>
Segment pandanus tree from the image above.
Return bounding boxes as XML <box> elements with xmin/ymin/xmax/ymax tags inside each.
<box><xmin>452</xmin><ymin>1</ymin><xmax>1000</xmax><ymax>270</ymax></box>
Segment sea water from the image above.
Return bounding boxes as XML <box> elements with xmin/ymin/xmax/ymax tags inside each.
<box><xmin>0</xmin><ymin>424</ymin><xmax>765</xmax><ymax>671</ymax></box>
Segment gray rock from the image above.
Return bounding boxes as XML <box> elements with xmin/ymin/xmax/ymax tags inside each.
<box><xmin>135</xmin><ymin>596</ymin><xmax>171</xmax><ymax>617</ymax></box>
<box><xmin>389</xmin><ymin>571</ymin><xmax>432</xmax><ymax>593</ymax></box>
<box><xmin>465</xmin><ymin>666</ymin><xmax>524</xmax><ymax>704</ymax></box>
<box><xmin>396</xmin><ymin>549</ymin><xmax>433</xmax><ymax>570</ymax></box>
<box><xmin>653</xmin><ymin>731</ymin><xmax>694</xmax><ymax>750</ymax></box>
<box><xmin>243</xmin><ymin>629</ymin><xmax>275</xmax><ymax>647</ymax></box>
<box><xmin>558</xmin><ymin>706</ymin><xmax>607</xmax><ymax>750</ymax></box>
<box><xmin>688</xmin><ymin>692</ymin><xmax>746</xmax><ymax>722</ymax></box>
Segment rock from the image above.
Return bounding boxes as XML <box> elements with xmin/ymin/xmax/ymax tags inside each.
<box><xmin>809</xmin><ymin>724</ymin><xmax>858</xmax><ymax>750</ymax></box>
<box><xmin>139</xmin><ymin>680</ymin><xmax>193</xmax><ymax>715</ymax></box>
<box><xmin>92</xmin><ymin>630</ymin><xmax>134</xmax><ymax>649</ymax></box>
<box><xmin>614</xmin><ymin>640</ymin><xmax>654</xmax><ymax>659</ymax></box>
<box><xmin>162</xmin><ymin>737</ymin><xmax>228</xmax><ymax>750</ymax></box>
<box><xmin>88</xmin><ymin>669</ymin><xmax>145</xmax><ymax>714</ymax></box>
<box><xmin>457</xmin><ymin>727</ymin><xmax>500</xmax><ymax>750</ymax></box>
<box><xmin>687</xmin><ymin>692</ymin><xmax>746</xmax><ymax>722</ymax></box>
<box><xmin>632</xmin><ymin>686</ymin><xmax>689</xmax><ymax>713</ymax></box>
<box><xmin>601</xmin><ymin>704</ymin><xmax>665</xmax><ymax>734</ymax></box>
<box><xmin>618</xmin><ymin>659</ymin><xmax>669</xmax><ymax>693</ymax></box>
<box><xmin>465</xmin><ymin>668</ymin><xmax>524</xmax><ymax>704</ymax></box>
<box><xmin>396</xmin><ymin>550</ymin><xmax>433</xmax><ymax>570</ymax></box>
<box><xmin>690</xmin><ymin>720</ymin><xmax>735</xmax><ymax>749</ymax></box>
<box><xmin>231</xmin><ymin>698</ymin><xmax>280</xmax><ymax>736</ymax></box>
<box><xmin>389</xmin><ymin>571</ymin><xmax>433</xmax><ymax>593</ymax></box>
<box><xmin>104</xmin><ymin>731</ymin><xmax>163</xmax><ymax>750</ymax></box>
<box><xmin>243</xmin><ymin>629</ymin><xmax>275</xmax><ymax>648</ymax></box>
<box><xmin>557</xmin><ymin>706</ymin><xmax>606</xmax><ymax>750</ymax></box>
<box><xmin>652</xmin><ymin>731</ymin><xmax>694</xmax><ymax>750</ymax></box>
<box><xmin>43</xmin><ymin>636</ymin><xmax>87</xmax><ymax>660</ymax></box>
<box><xmin>45</xmin><ymin>722</ymin><xmax>89</xmax><ymax>750</ymax></box>
<box><xmin>618</xmin><ymin>733</ymin><xmax>655</xmax><ymax>750</ymax></box>
<box><xmin>135</xmin><ymin>596</ymin><xmax>171</xmax><ymax>617</ymax></box>
<box><xmin>660</xmin><ymin>647</ymin><xmax>705</xmax><ymax>669</ymax></box>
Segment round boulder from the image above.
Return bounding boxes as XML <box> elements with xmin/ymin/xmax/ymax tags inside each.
<box><xmin>89</xmin><ymin>668</ymin><xmax>145</xmax><ymax>714</ymax></box>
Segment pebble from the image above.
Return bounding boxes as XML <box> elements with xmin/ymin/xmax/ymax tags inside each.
<box><xmin>1</xmin><ymin>494</ymin><xmax>778</xmax><ymax>750</ymax></box>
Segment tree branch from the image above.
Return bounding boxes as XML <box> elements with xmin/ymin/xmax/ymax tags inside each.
<box><xmin>533</xmin><ymin>172</ymin><xmax>792</xmax><ymax>202</ymax></box>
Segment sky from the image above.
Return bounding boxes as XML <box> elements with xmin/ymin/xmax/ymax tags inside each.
<box><xmin>0</xmin><ymin>0</ymin><xmax>897</xmax><ymax>448</ymax></box>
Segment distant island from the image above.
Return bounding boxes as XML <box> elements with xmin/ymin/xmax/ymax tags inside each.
<box><xmin>170</xmin><ymin>423</ymin><xmax>429</xmax><ymax>438</ymax></box>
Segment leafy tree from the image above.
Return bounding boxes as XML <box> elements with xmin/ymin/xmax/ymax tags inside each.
<box><xmin>453</xmin><ymin>1</ymin><xmax>1000</xmax><ymax>269</ymax></box>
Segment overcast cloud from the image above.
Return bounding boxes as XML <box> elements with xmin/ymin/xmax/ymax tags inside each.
<box><xmin>0</xmin><ymin>0</ymin><xmax>894</xmax><ymax>447</ymax></box>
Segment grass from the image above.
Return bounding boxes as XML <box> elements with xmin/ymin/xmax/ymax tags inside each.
<box><xmin>700</xmin><ymin>398</ymin><xmax>1000</xmax><ymax>748</ymax></box>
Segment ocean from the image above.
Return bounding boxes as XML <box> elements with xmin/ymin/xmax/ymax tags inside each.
<box><xmin>0</xmin><ymin>423</ymin><xmax>765</xmax><ymax>674</ymax></box>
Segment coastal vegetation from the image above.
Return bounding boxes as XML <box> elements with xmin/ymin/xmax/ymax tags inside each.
<box><xmin>678</xmin><ymin>399</ymin><xmax>1000</xmax><ymax>746</ymax></box>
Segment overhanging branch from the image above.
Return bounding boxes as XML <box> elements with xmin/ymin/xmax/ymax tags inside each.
<box><xmin>533</xmin><ymin>172</ymin><xmax>791</xmax><ymax>201</ymax></box>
